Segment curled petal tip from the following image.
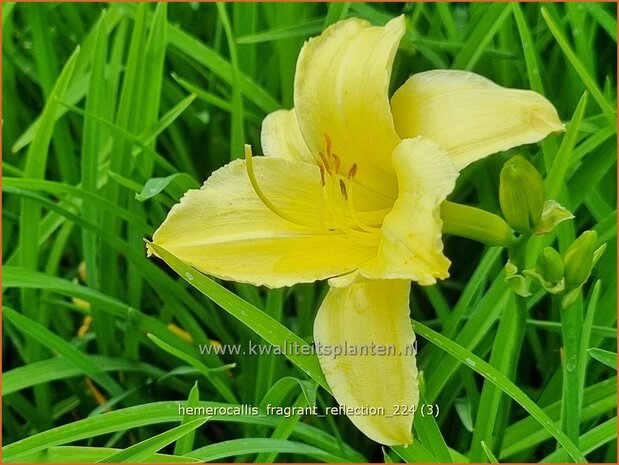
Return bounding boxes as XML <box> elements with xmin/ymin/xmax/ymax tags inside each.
<box><xmin>528</xmin><ymin>92</ymin><xmax>565</xmax><ymax>134</ymax></box>
<box><xmin>391</xmin><ymin>70</ymin><xmax>567</xmax><ymax>170</ymax></box>
<box><xmin>145</xmin><ymin>240</ymin><xmax>156</xmax><ymax>258</ymax></box>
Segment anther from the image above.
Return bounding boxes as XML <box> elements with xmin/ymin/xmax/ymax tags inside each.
<box><xmin>347</xmin><ymin>163</ymin><xmax>358</xmax><ymax>180</ymax></box>
<box><xmin>331</xmin><ymin>153</ymin><xmax>341</xmax><ymax>173</ymax></box>
<box><xmin>339</xmin><ymin>179</ymin><xmax>348</xmax><ymax>200</ymax></box>
<box><xmin>319</xmin><ymin>152</ymin><xmax>332</xmax><ymax>174</ymax></box>
<box><xmin>318</xmin><ymin>163</ymin><xmax>326</xmax><ymax>187</ymax></box>
<box><xmin>325</xmin><ymin>134</ymin><xmax>332</xmax><ymax>156</ymax></box>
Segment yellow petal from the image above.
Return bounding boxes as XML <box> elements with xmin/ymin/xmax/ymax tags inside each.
<box><xmin>391</xmin><ymin>70</ymin><xmax>565</xmax><ymax>170</ymax></box>
<box><xmin>151</xmin><ymin>158</ymin><xmax>378</xmax><ymax>288</ymax></box>
<box><xmin>261</xmin><ymin>109</ymin><xmax>314</xmax><ymax>164</ymax></box>
<box><xmin>294</xmin><ymin>16</ymin><xmax>405</xmax><ymax>202</ymax></box>
<box><xmin>314</xmin><ymin>279</ymin><xmax>418</xmax><ymax>445</ymax></box>
<box><xmin>361</xmin><ymin>137</ymin><xmax>458</xmax><ymax>285</ymax></box>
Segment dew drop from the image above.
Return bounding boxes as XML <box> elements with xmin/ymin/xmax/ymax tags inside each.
<box><xmin>566</xmin><ymin>356</ymin><xmax>577</xmax><ymax>373</ymax></box>
<box><xmin>185</xmin><ymin>272</ymin><xmax>194</xmax><ymax>281</ymax></box>
<box><xmin>465</xmin><ymin>357</ymin><xmax>477</xmax><ymax>367</ymax></box>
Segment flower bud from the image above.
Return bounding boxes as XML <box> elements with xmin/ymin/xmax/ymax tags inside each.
<box><xmin>499</xmin><ymin>155</ymin><xmax>545</xmax><ymax>232</ymax></box>
<box><xmin>536</xmin><ymin>247</ymin><xmax>564</xmax><ymax>284</ymax></box>
<box><xmin>441</xmin><ymin>201</ymin><xmax>515</xmax><ymax>247</ymax></box>
<box><xmin>564</xmin><ymin>230</ymin><xmax>597</xmax><ymax>289</ymax></box>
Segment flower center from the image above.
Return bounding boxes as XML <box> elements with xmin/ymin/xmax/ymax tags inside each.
<box><xmin>316</xmin><ymin>135</ymin><xmax>382</xmax><ymax>237</ymax></box>
<box><xmin>244</xmin><ymin>142</ymin><xmax>382</xmax><ymax>245</ymax></box>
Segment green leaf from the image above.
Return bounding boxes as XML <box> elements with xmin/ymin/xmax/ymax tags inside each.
<box><xmin>3</xmin><ymin>356</ymin><xmax>164</xmax><ymax>396</ymax></box>
<box><xmin>542</xmin><ymin>7</ymin><xmax>616</xmax><ymax>127</ymax></box>
<box><xmin>186</xmin><ymin>438</ymin><xmax>347</xmax><ymax>463</ymax></box>
<box><xmin>3</xmin><ymin>307</ymin><xmax>123</xmax><ymax>397</ymax></box>
<box><xmin>583</xmin><ymin>3</ymin><xmax>617</xmax><ymax>42</ymax></box>
<box><xmin>413</xmin><ymin>320</ymin><xmax>586</xmax><ymax>462</ymax></box>
<box><xmin>259</xmin><ymin>376</ymin><xmax>317</xmax><ymax>411</ymax></box>
<box><xmin>3</xmin><ymin>446</ymin><xmax>201</xmax><ymax>463</ymax></box>
<box><xmin>98</xmin><ymin>418</ymin><xmax>208</xmax><ymax>463</ymax></box>
<box><xmin>1</xmin><ymin>401</ymin><xmax>361</xmax><ymax>462</ymax></box>
<box><xmin>237</xmin><ymin>19</ymin><xmax>322</xmax><ymax>44</ymax></box>
<box><xmin>391</xmin><ymin>441</ymin><xmax>439</xmax><ymax>463</ymax></box>
<box><xmin>147</xmin><ymin>333</ymin><xmax>238</xmax><ymax>403</ymax></box>
<box><xmin>146</xmin><ymin>242</ymin><xmax>327</xmax><ymax>389</ymax></box>
<box><xmin>4</xmin><ymin>177</ymin><xmax>151</xmax><ymax>232</ymax></box>
<box><xmin>545</xmin><ymin>92</ymin><xmax>588</xmax><ymax>202</ymax></box>
<box><xmin>480</xmin><ymin>440</ymin><xmax>499</xmax><ymax>463</ymax></box>
<box><xmin>452</xmin><ymin>3</ymin><xmax>511</xmax><ymax>70</ymax></box>
<box><xmin>2</xmin><ymin>266</ymin><xmax>202</xmax><ymax>374</ymax></box>
<box><xmin>588</xmin><ymin>348</ymin><xmax>617</xmax><ymax>370</ymax></box>
<box><xmin>216</xmin><ymin>3</ymin><xmax>245</xmax><ymax>159</ymax></box>
<box><xmin>542</xmin><ymin>417</ymin><xmax>617</xmax><ymax>462</ymax></box>
<box><xmin>112</xmin><ymin>3</ymin><xmax>280</xmax><ymax>113</ymax></box>
<box><xmin>174</xmin><ymin>382</ymin><xmax>201</xmax><ymax>456</ymax></box>
<box><xmin>136</xmin><ymin>173</ymin><xmax>199</xmax><ymax>202</ymax></box>
<box><xmin>454</xmin><ymin>398</ymin><xmax>474</xmax><ymax>433</ymax></box>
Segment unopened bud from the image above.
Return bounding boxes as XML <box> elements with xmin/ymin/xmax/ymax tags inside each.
<box><xmin>536</xmin><ymin>247</ymin><xmax>564</xmax><ymax>284</ymax></box>
<box><xmin>499</xmin><ymin>155</ymin><xmax>545</xmax><ymax>232</ymax></box>
<box><xmin>564</xmin><ymin>230</ymin><xmax>597</xmax><ymax>289</ymax></box>
<box><xmin>441</xmin><ymin>201</ymin><xmax>515</xmax><ymax>247</ymax></box>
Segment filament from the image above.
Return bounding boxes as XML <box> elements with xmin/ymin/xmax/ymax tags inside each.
<box><xmin>244</xmin><ymin>144</ymin><xmax>317</xmax><ymax>228</ymax></box>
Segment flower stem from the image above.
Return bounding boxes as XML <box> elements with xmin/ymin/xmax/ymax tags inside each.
<box><xmin>556</xmin><ymin>292</ymin><xmax>583</xmax><ymax>447</ymax></box>
<box><xmin>469</xmin><ymin>292</ymin><xmax>526</xmax><ymax>461</ymax></box>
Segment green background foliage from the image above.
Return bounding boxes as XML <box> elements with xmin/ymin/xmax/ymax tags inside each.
<box><xmin>2</xmin><ymin>2</ymin><xmax>617</xmax><ymax>463</ymax></box>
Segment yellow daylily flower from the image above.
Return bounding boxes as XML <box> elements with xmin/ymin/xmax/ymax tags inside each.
<box><xmin>149</xmin><ymin>16</ymin><xmax>562</xmax><ymax>445</ymax></box>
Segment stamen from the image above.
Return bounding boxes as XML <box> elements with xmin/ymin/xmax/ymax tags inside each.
<box><xmin>313</xmin><ymin>139</ymin><xmax>380</xmax><ymax>244</ymax></box>
<box><xmin>325</xmin><ymin>134</ymin><xmax>332</xmax><ymax>156</ymax></box>
<box><xmin>323</xmin><ymin>174</ymin><xmax>375</xmax><ymax>245</ymax></box>
<box><xmin>347</xmin><ymin>163</ymin><xmax>358</xmax><ymax>180</ymax></box>
<box><xmin>339</xmin><ymin>174</ymin><xmax>382</xmax><ymax>234</ymax></box>
<box><xmin>319</xmin><ymin>152</ymin><xmax>331</xmax><ymax>174</ymax></box>
<box><xmin>339</xmin><ymin>179</ymin><xmax>348</xmax><ymax>200</ymax></box>
<box><xmin>244</xmin><ymin>144</ymin><xmax>315</xmax><ymax>228</ymax></box>
<box><xmin>331</xmin><ymin>153</ymin><xmax>341</xmax><ymax>173</ymax></box>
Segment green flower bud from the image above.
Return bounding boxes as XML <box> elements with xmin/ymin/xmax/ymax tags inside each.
<box><xmin>499</xmin><ymin>155</ymin><xmax>545</xmax><ymax>232</ymax></box>
<box><xmin>564</xmin><ymin>230</ymin><xmax>597</xmax><ymax>289</ymax></box>
<box><xmin>536</xmin><ymin>247</ymin><xmax>564</xmax><ymax>284</ymax></box>
<box><xmin>441</xmin><ymin>201</ymin><xmax>515</xmax><ymax>247</ymax></box>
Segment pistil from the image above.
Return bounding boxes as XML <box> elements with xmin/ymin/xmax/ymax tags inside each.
<box><xmin>244</xmin><ymin>144</ymin><xmax>318</xmax><ymax>228</ymax></box>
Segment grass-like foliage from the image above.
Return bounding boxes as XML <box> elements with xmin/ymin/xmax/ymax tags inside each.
<box><xmin>2</xmin><ymin>2</ymin><xmax>617</xmax><ymax>463</ymax></box>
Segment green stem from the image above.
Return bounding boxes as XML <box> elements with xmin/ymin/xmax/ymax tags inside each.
<box><xmin>469</xmin><ymin>226</ymin><xmax>529</xmax><ymax>461</ymax></box>
<box><xmin>556</xmin><ymin>293</ymin><xmax>583</xmax><ymax>448</ymax></box>
<box><xmin>469</xmin><ymin>292</ymin><xmax>526</xmax><ymax>461</ymax></box>
<box><xmin>441</xmin><ymin>201</ymin><xmax>516</xmax><ymax>247</ymax></box>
